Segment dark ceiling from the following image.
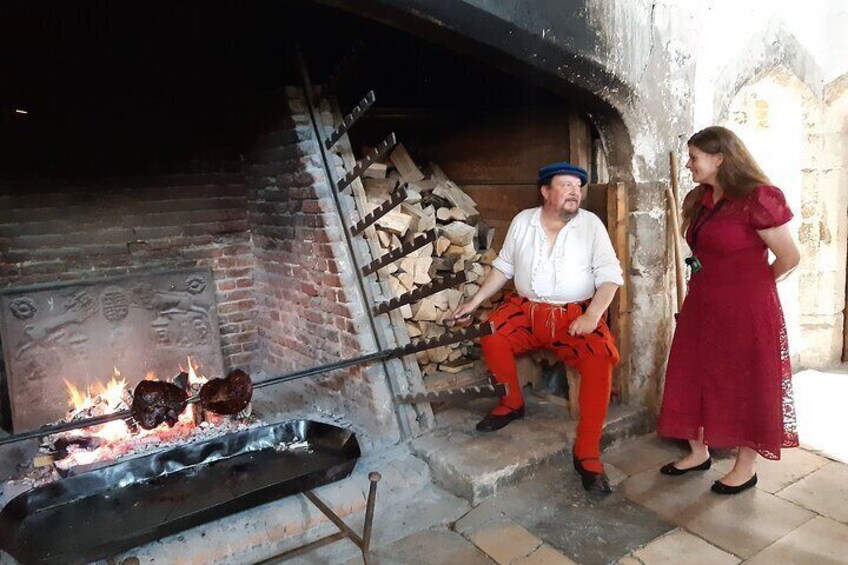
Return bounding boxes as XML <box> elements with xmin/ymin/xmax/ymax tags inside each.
<box><xmin>0</xmin><ymin>1</ymin><xmax>565</xmax><ymax>175</ymax></box>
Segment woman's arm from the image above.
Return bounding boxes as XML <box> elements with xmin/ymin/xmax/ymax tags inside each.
<box><xmin>757</xmin><ymin>224</ymin><xmax>800</xmax><ymax>281</ymax></box>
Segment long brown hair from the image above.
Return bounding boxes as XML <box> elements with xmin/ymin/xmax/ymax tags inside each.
<box><xmin>681</xmin><ymin>126</ymin><xmax>771</xmax><ymax>234</ymax></box>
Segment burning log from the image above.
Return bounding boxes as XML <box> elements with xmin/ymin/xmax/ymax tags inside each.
<box><xmin>131</xmin><ymin>380</ymin><xmax>188</xmax><ymax>430</ymax></box>
<box><xmin>199</xmin><ymin>369</ymin><xmax>253</xmax><ymax>415</ymax></box>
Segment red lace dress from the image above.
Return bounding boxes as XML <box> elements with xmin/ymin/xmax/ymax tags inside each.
<box><xmin>657</xmin><ymin>184</ymin><xmax>799</xmax><ymax>459</ymax></box>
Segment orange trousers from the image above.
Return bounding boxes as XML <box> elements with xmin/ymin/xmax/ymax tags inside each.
<box><xmin>482</xmin><ymin>294</ymin><xmax>619</xmax><ymax>472</ymax></box>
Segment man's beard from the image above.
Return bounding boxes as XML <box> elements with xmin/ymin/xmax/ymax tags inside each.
<box><xmin>559</xmin><ymin>204</ymin><xmax>579</xmax><ymax>222</ymax></box>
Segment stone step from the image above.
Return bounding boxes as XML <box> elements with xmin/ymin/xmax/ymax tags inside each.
<box><xmin>410</xmin><ymin>395</ymin><xmax>648</xmax><ymax>505</ymax></box>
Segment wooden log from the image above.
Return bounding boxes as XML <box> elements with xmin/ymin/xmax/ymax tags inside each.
<box><xmin>363</xmin><ymin>162</ymin><xmax>388</xmax><ymax>179</ymax></box>
<box><xmin>412</xmin><ymin>297</ymin><xmax>441</xmax><ymax>321</ymax></box>
<box><xmin>436</xmin><ymin>207</ymin><xmax>469</xmax><ymax>223</ymax></box>
<box><xmin>480</xmin><ymin>248</ymin><xmax>498</xmax><ymax>265</ymax></box>
<box><xmin>390</xmin><ymin>144</ymin><xmax>425</xmax><ymax>182</ymax></box>
<box><xmin>363</xmin><ymin>178</ymin><xmax>395</xmax><ymax>196</ymax></box>
<box><xmin>434</xmin><ymin>180</ymin><xmax>478</xmax><ymax>217</ymax></box>
<box><xmin>377</xmin><ymin>230</ymin><xmax>393</xmax><ymax>248</ymax></box>
<box><xmin>441</xmin><ymin>222</ymin><xmax>477</xmax><ymax>246</ymax></box>
<box><xmin>383</xmin><ymin>261</ymin><xmax>399</xmax><ymax>275</ymax></box>
<box><xmin>397</xmin><ymin>272</ymin><xmax>415</xmax><ymax>291</ymax></box>
<box><xmin>435</xmin><ymin>236</ymin><xmax>452</xmax><ymax>256</ymax></box>
<box><xmin>447</xmin><ymin>289</ymin><xmax>464</xmax><ymax>311</ymax></box>
<box><xmin>428</xmin><ymin>346</ymin><xmax>450</xmax><ymax>364</ymax></box>
<box><xmin>439</xmin><ymin>357</ymin><xmax>475</xmax><ymax>373</ymax></box>
<box><xmin>418</xmin><ymin>205</ymin><xmax>437</xmax><ymax>233</ymax></box>
<box><xmin>413</xmin><ymin>257</ymin><xmax>434</xmax><ymax>285</ymax></box>
<box><xmin>429</xmin><ymin>163</ymin><xmax>449</xmax><ymax>184</ymax></box>
<box><xmin>375</xmin><ymin>210</ymin><xmax>413</xmax><ymax>236</ymax></box>
<box><xmin>406</xmin><ymin>322</ymin><xmax>422</xmax><ymax>338</ymax></box>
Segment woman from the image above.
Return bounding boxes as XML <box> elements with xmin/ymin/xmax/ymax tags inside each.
<box><xmin>657</xmin><ymin>126</ymin><xmax>801</xmax><ymax>495</ymax></box>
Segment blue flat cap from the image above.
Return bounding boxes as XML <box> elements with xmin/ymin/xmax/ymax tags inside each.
<box><xmin>537</xmin><ymin>161</ymin><xmax>588</xmax><ymax>187</ymax></box>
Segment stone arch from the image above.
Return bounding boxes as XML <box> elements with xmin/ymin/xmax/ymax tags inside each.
<box><xmin>720</xmin><ymin>65</ymin><xmax>848</xmax><ymax>369</ymax></box>
<box><xmin>713</xmin><ymin>22</ymin><xmax>824</xmax><ymax>121</ymax></box>
<box><xmin>821</xmin><ymin>74</ymin><xmax>848</xmax><ymax>363</ymax></box>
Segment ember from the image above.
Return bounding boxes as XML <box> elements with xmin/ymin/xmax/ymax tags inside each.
<box><xmin>3</xmin><ymin>359</ymin><xmax>261</xmax><ymax>494</ymax></box>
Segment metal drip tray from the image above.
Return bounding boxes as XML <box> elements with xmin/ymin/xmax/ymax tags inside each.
<box><xmin>0</xmin><ymin>420</ymin><xmax>360</xmax><ymax>565</ymax></box>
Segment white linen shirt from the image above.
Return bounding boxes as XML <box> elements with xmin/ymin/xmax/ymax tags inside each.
<box><xmin>492</xmin><ymin>207</ymin><xmax>623</xmax><ymax>304</ymax></box>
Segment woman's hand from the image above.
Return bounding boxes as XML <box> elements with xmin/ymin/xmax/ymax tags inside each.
<box><xmin>757</xmin><ymin>224</ymin><xmax>800</xmax><ymax>282</ymax></box>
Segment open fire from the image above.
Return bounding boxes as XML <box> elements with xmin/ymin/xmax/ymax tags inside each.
<box><xmin>3</xmin><ymin>358</ymin><xmax>261</xmax><ymax>497</ymax></box>
<box><xmin>53</xmin><ymin>358</ymin><xmax>214</xmax><ymax>469</ymax></box>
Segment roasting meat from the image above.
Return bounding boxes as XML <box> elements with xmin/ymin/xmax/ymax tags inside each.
<box><xmin>199</xmin><ymin>369</ymin><xmax>253</xmax><ymax>415</ymax></box>
<box><xmin>131</xmin><ymin>380</ymin><xmax>188</xmax><ymax>429</ymax></box>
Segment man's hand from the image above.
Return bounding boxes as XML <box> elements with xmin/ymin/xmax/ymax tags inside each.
<box><xmin>448</xmin><ymin>302</ymin><xmax>477</xmax><ymax>327</ymax></box>
<box><xmin>568</xmin><ymin>312</ymin><xmax>601</xmax><ymax>336</ymax></box>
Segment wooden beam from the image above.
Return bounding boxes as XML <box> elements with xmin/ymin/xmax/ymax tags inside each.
<box><xmin>607</xmin><ymin>181</ymin><xmax>631</xmax><ymax>405</ymax></box>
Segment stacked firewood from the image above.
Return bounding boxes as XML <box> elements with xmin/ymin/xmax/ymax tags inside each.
<box><xmin>362</xmin><ymin>144</ymin><xmax>503</xmax><ymax>376</ymax></box>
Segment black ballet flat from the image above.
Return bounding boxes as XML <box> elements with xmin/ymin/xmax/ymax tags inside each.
<box><xmin>711</xmin><ymin>474</ymin><xmax>758</xmax><ymax>495</ymax></box>
<box><xmin>660</xmin><ymin>457</ymin><xmax>712</xmax><ymax>476</ymax></box>
<box><xmin>475</xmin><ymin>406</ymin><xmax>525</xmax><ymax>432</ymax></box>
<box><xmin>573</xmin><ymin>454</ymin><xmax>612</xmax><ymax>495</ymax></box>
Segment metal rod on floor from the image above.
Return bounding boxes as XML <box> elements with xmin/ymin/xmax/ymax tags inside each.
<box><xmin>361</xmin><ymin>472</ymin><xmax>381</xmax><ymax>555</ymax></box>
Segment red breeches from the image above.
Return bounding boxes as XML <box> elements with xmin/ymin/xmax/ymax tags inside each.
<box><xmin>482</xmin><ymin>294</ymin><xmax>619</xmax><ymax>472</ymax></box>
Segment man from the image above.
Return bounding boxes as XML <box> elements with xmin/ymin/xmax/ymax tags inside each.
<box><xmin>452</xmin><ymin>161</ymin><xmax>623</xmax><ymax>494</ymax></box>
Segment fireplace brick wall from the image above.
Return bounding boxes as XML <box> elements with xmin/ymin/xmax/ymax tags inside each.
<box><xmin>245</xmin><ymin>88</ymin><xmax>401</xmax><ymax>447</ymax></box>
<box><xmin>0</xmin><ymin>87</ymin><xmax>401</xmax><ymax>444</ymax></box>
<box><xmin>0</xmin><ymin>171</ymin><xmax>259</xmax><ymax>373</ymax></box>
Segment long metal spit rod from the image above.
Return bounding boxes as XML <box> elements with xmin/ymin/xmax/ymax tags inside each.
<box><xmin>0</xmin><ymin>350</ymin><xmax>384</xmax><ymax>447</ymax></box>
<box><xmin>0</xmin><ymin>320</ymin><xmax>492</xmax><ymax>447</ymax></box>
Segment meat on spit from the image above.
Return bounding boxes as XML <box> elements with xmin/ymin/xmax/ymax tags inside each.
<box><xmin>131</xmin><ymin>380</ymin><xmax>188</xmax><ymax>430</ymax></box>
<box><xmin>199</xmin><ymin>369</ymin><xmax>253</xmax><ymax>415</ymax></box>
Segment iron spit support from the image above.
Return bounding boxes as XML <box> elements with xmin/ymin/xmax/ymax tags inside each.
<box><xmin>372</xmin><ymin>272</ymin><xmax>467</xmax><ymax>316</ymax></box>
<box><xmin>361</xmin><ymin>229</ymin><xmax>436</xmax><ymax>276</ymax></box>
<box><xmin>325</xmin><ymin>90</ymin><xmax>376</xmax><ymax>150</ymax></box>
<box><xmin>258</xmin><ymin>471</ymin><xmax>381</xmax><ymax>564</ymax></box>
<box><xmin>315</xmin><ymin>40</ymin><xmax>365</xmax><ymax>106</ymax></box>
<box><xmin>396</xmin><ymin>383</ymin><xmax>507</xmax><ymax>404</ymax></box>
<box><xmin>337</xmin><ymin>133</ymin><xmax>397</xmax><ymax>192</ymax></box>
<box><xmin>350</xmin><ymin>182</ymin><xmax>407</xmax><ymax>237</ymax></box>
<box><xmin>389</xmin><ymin>323</ymin><xmax>494</xmax><ymax>359</ymax></box>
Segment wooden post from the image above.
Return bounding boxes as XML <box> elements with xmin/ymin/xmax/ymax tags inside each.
<box><xmin>843</xmin><ymin>236</ymin><xmax>848</xmax><ymax>362</ymax></box>
<box><xmin>667</xmin><ymin>152</ymin><xmax>686</xmax><ymax>312</ymax></box>
<box><xmin>607</xmin><ymin>181</ymin><xmax>631</xmax><ymax>405</ymax></box>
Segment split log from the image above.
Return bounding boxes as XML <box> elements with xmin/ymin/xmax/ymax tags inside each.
<box><xmin>441</xmin><ymin>222</ymin><xmax>477</xmax><ymax>247</ymax></box>
<box><xmin>363</xmin><ymin>162</ymin><xmax>388</xmax><ymax>179</ymax></box>
<box><xmin>390</xmin><ymin>144</ymin><xmax>425</xmax><ymax>182</ymax></box>
<box><xmin>375</xmin><ymin>210</ymin><xmax>413</xmax><ymax>236</ymax></box>
<box><xmin>434</xmin><ymin>180</ymin><xmax>478</xmax><ymax>217</ymax></box>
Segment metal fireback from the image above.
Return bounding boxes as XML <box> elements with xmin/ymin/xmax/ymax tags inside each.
<box><xmin>0</xmin><ymin>268</ymin><xmax>225</xmax><ymax>432</ymax></box>
<box><xmin>0</xmin><ymin>419</ymin><xmax>361</xmax><ymax>565</ymax></box>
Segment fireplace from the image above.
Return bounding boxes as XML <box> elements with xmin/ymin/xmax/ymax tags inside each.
<box><xmin>0</xmin><ymin>0</ymin><xmax>653</xmax><ymax>561</ymax></box>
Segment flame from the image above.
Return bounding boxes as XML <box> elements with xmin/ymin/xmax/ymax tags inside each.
<box><xmin>89</xmin><ymin>368</ymin><xmax>127</xmax><ymax>410</ymax></box>
<box><xmin>183</xmin><ymin>356</ymin><xmax>208</xmax><ymax>387</ymax></box>
<box><xmin>64</xmin><ymin>379</ymin><xmax>94</xmax><ymax>412</ymax></box>
<box><xmin>58</xmin><ymin>359</ymin><xmax>214</xmax><ymax>471</ymax></box>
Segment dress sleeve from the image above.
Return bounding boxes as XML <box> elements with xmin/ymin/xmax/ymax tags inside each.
<box><xmin>749</xmin><ymin>185</ymin><xmax>793</xmax><ymax>230</ymax></box>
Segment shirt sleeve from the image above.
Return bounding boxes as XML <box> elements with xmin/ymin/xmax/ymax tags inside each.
<box><xmin>749</xmin><ymin>185</ymin><xmax>793</xmax><ymax>230</ymax></box>
<box><xmin>492</xmin><ymin>215</ymin><xmax>520</xmax><ymax>279</ymax></box>
<box><xmin>591</xmin><ymin>217</ymin><xmax>624</xmax><ymax>288</ymax></box>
